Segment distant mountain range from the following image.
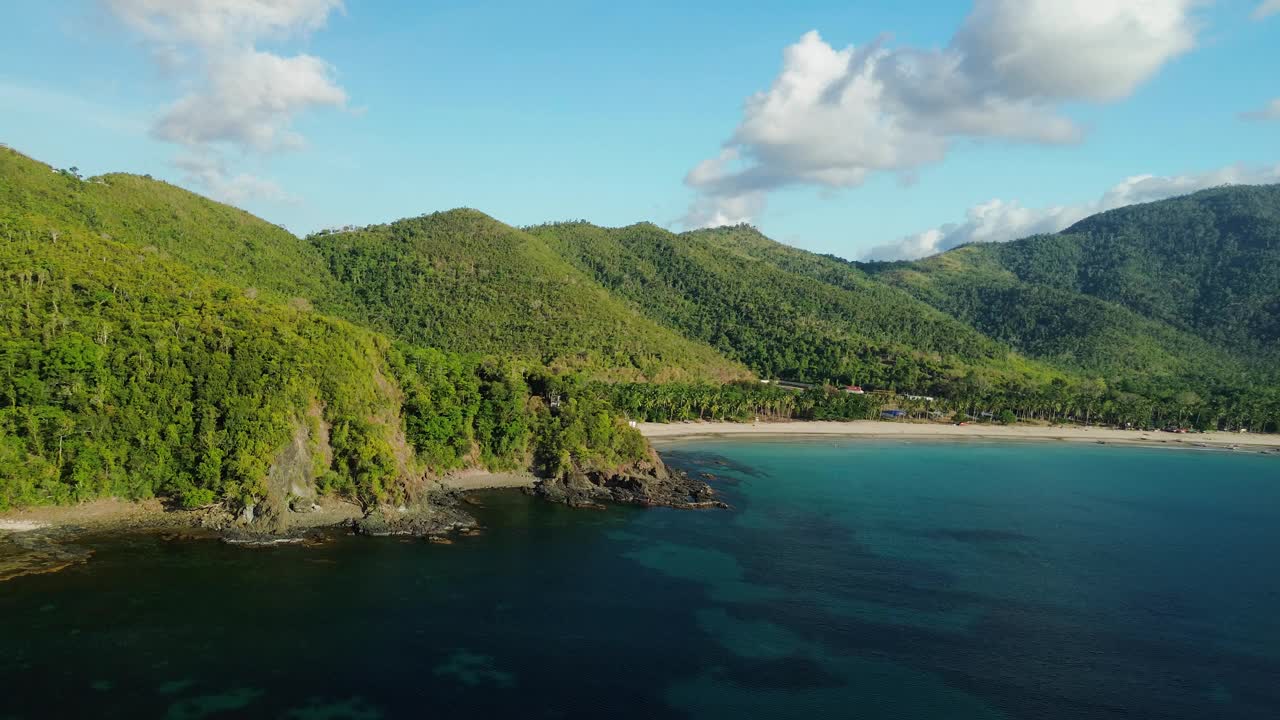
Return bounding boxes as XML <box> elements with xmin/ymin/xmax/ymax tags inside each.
<box><xmin>866</xmin><ymin>185</ymin><xmax>1280</xmax><ymax>375</ymax></box>
<box><xmin>2</xmin><ymin>146</ymin><xmax>1277</xmax><ymax>515</ymax></box>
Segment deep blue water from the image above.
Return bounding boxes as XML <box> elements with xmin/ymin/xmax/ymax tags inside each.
<box><xmin>2</xmin><ymin>440</ymin><xmax>1279</xmax><ymax>719</ymax></box>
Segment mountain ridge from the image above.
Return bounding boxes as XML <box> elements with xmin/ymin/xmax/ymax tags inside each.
<box><xmin>3</xmin><ymin>145</ymin><xmax>1278</xmax><ymax>520</ymax></box>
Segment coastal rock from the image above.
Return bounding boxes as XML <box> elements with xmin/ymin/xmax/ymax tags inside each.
<box><xmin>531</xmin><ymin>451</ymin><xmax>727</xmax><ymax>510</ymax></box>
<box><xmin>352</xmin><ymin>493</ymin><xmax>478</xmax><ymax>537</ymax></box>
<box><xmin>0</xmin><ymin>531</ymin><xmax>94</xmax><ymax>582</ymax></box>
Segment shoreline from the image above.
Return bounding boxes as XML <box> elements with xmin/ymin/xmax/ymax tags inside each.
<box><xmin>0</xmin><ymin>477</ymin><xmax>528</xmax><ymax>541</ymax></box>
<box><xmin>435</xmin><ymin>469</ymin><xmax>538</xmax><ymax>492</ymax></box>
<box><xmin>637</xmin><ymin>420</ymin><xmax>1280</xmax><ymax>451</ymax></box>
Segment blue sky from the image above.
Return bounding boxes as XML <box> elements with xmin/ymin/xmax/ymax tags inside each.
<box><xmin>2</xmin><ymin>1</ymin><xmax>1277</xmax><ymax>259</ymax></box>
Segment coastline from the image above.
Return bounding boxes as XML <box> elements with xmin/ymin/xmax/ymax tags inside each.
<box><xmin>0</xmin><ymin>476</ymin><xmax>531</xmax><ymax>540</ymax></box>
<box><xmin>435</xmin><ymin>469</ymin><xmax>538</xmax><ymax>492</ymax></box>
<box><xmin>0</xmin><ymin>460</ymin><xmax>709</xmax><ymax>580</ymax></box>
<box><xmin>7</xmin><ymin>422</ymin><xmax>1274</xmax><ymax>581</ymax></box>
<box><xmin>637</xmin><ymin>420</ymin><xmax>1280</xmax><ymax>451</ymax></box>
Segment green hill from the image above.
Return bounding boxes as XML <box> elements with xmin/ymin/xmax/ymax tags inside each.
<box><xmin>527</xmin><ymin>221</ymin><xmax>1060</xmax><ymax>391</ymax></box>
<box><xmin>1</xmin><ymin>184</ymin><xmax>402</xmax><ymax>511</ymax></box>
<box><xmin>0</xmin><ymin>148</ymin><xmax>658</xmax><ymax>517</ymax></box>
<box><xmin>858</xmin><ymin>187</ymin><xmax>1280</xmax><ymax>430</ymax></box>
<box><xmin>0</xmin><ymin>149</ymin><xmax>353</xmax><ymax>312</ymax></box>
<box><xmin>309</xmin><ymin>210</ymin><xmax>749</xmax><ymax>382</ymax></box>
<box><xmin>3</xmin><ymin>144</ymin><xmax>1278</xmax><ymax>517</ymax></box>
<box><xmin>531</xmin><ymin>215</ymin><xmax>1278</xmax><ymax>430</ymax></box>
<box><xmin>864</xmin><ymin>243</ymin><xmax>1252</xmax><ymax>383</ymax></box>
<box><xmin>865</xmin><ymin>186</ymin><xmax>1280</xmax><ymax>375</ymax></box>
<box><xmin>1052</xmin><ymin>186</ymin><xmax>1280</xmax><ymax>354</ymax></box>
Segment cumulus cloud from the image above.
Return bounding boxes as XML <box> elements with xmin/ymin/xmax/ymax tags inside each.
<box><xmin>862</xmin><ymin>163</ymin><xmax>1280</xmax><ymax>261</ymax></box>
<box><xmin>106</xmin><ymin>0</ymin><xmax>342</xmax><ymax>47</ymax></box>
<box><xmin>682</xmin><ymin>0</ymin><xmax>1200</xmax><ymax>228</ymax></box>
<box><xmin>1254</xmin><ymin>0</ymin><xmax>1280</xmax><ymax>19</ymax></box>
<box><xmin>154</xmin><ymin>51</ymin><xmax>346</xmax><ymax>151</ymax></box>
<box><xmin>173</xmin><ymin>152</ymin><xmax>299</xmax><ymax>205</ymax></box>
<box><xmin>103</xmin><ymin>0</ymin><xmax>347</xmax><ymax>202</ymax></box>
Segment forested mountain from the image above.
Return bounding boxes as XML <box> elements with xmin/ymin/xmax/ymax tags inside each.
<box><xmin>527</xmin><ymin>198</ymin><xmax>1278</xmax><ymax>431</ymax></box>
<box><xmin>870</xmin><ymin>186</ymin><xmax>1280</xmax><ymax>363</ymax></box>
<box><xmin>866</xmin><ymin>243</ymin><xmax>1253</xmax><ymax>382</ymax></box>
<box><xmin>858</xmin><ymin>187</ymin><xmax>1280</xmax><ymax>431</ymax></box>
<box><xmin>0</xmin><ymin>148</ymin><xmax>657</xmax><ymax>514</ymax></box>
<box><xmin>865</xmin><ymin>187</ymin><xmax>1280</xmax><ymax>379</ymax></box>
<box><xmin>0</xmin><ymin>149</ymin><xmax>354</xmax><ymax>313</ymax></box>
<box><xmin>309</xmin><ymin>211</ymin><xmax>747</xmax><ymax>382</ymax></box>
<box><xmin>2</xmin><ymin>145</ymin><xmax>1278</xmax><ymax>515</ymax></box>
<box><xmin>1058</xmin><ymin>186</ymin><xmax>1280</xmax><ymax>354</ymax></box>
<box><xmin>526</xmin><ymin>221</ymin><xmax>1060</xmax><ymax>390</ymax></box>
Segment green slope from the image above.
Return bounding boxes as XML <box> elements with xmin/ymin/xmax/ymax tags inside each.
<box><xmin>527</xmin><ymin>221</ymin><xmax>1060</xmax><ymax>390</ymax></box>
<box><xmin>4</xmin><ymin>141</ymin><xmax>1277</xmax><ymax>514</ymax></box>
<box><xmin>0</xmin><ymin>148</ymin><xmax>656</xmax><ymax>513</ymax></box>
<box><xmin>309</xmin><ymin>210</ymin><xmax>749</xmax><ymax>383</ymax></box>
<box><xmin>0</xmin><ymin>190</ymin><xmax>407</xmax><ymax>510</ymax></box>
<box><xmin>0</xmin><ymin>148</ymin><xmax>353</xmax><ymax>312</ymax></box>
<box><xmin>865</xmin><ymin>244</ymin><xmax>1254</xmax><ymax>384</ymax></box>
<box><xmin>863</xmin><ymin>186</ymin><xmax>1280</xmax><ymax>381</ymax></box>
<box><xmin>1052</xmin><ymin>185</ymin><xmax>1280</xmax><ymax>354</ymax></box>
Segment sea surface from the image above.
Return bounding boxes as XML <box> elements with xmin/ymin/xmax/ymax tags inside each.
<box><xmin>2</xmin><ymin>440</ymin><xmax>1279</xmax><ymax>719</ymax></box>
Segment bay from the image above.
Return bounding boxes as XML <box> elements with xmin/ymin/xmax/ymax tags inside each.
<box><xmin>2</xmin><ymin>440</ymin><xmax>1278</xmax><ymax>719</ymax></box>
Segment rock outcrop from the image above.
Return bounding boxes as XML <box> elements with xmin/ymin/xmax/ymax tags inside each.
<box><xmin>351</xmin><ymin>492</ymin><xmax>478</xmax><ymax>537</ymax></box>
<box><xmin>531</xmin><ymin>449</ymin><xmax>725</xmax><ymax>510</ymax></box>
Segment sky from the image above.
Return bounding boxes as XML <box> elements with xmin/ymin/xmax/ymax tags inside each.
<box><xmin>2</xmin><ymin>1</ymin><xmax>1278</xmax><ymax>261</ymax></box>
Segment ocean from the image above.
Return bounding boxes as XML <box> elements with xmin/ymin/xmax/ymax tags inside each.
<box><xmin>2</xmin><ymin>439</ymin><xmax>1278</xmax><ymax>719</ymax></box>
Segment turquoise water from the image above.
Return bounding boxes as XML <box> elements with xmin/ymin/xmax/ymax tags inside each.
<box><xmin>2</xmin><ymin>440</ymin><xmax>1278</xmax><ymax>718</ymax></box>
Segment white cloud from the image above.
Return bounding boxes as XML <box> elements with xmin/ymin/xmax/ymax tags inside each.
<box><xmin>681</xmin><ymin>192</ymin><xmax>766</xmax><ymax>229</ymax></box>
<box><xmin>173</xmin><ymin>152</ymin><xmax>299</xmax><ymax>205</ymax></box>
<box><xmin>683</xmin><ymin>0</ymin><xmax>1200</xmax><ymax>229</ymax></box>
<box><xmin>952</xmin><ymin>1</ymin><xmax>1197</xmax><ymax>102</ymax></box>
<box><xmin>1242</xmin><ymin>98</ymin><xmax>1280</xmax><ymax>121</ymax></box>
<box><xmin>154</xmin><ymin>51</ymin><xmax>346</xmax><ymax>151</ymax></box>
<box><xmin>103</xmin><ymin>0</ymin><xmax>347</xmax><ymax>202</ymax></box>
<box><xmin>1254</xmin><ymin>0</ymin><xmax>1280</xmax><ymax>19</ymax></box>
<box><xmin>105</xmin><ymin>0</ymin><xmax>342</xmax><ymax>49</ymax></box>
<box><xmin>862</xmin><ymin>163</ymin><xmax>1280</xmax><ymax>261</ymax></box>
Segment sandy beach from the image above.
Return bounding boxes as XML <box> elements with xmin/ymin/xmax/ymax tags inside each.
<box><xmin>637</xmin><ymin>421</ymin><xmax>1280</xmax><ymax>451</ymax></box>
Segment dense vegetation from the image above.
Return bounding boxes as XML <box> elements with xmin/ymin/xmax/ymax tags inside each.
<box><xmin>601</xmin><ymin>377</ymin><xmax>1277</xmax><ymax>433</ymax></box>
<box><xmin>0</xmin><ymin>149</ymin><xmax>649</xmax><ymax>511</ymax></box>
<box><xmin>1058</xmin><ymin>187</ymin><xmax>1280</xmax><ymax>354</ymax></box>
<box><xmin>527</xmin><ymin>221</ymin><xmax>1057</xmax><ymax>391</ymax></box>
<box><xmin>0</xmin><ymin>151</ymin><xmax>355</xmax><ymax>313</ymax></box>
<box><xmin>2</xmin><ymin>145</ymin><xmax>1278</xmax><ymax>512</ymax></box>
<box><xmin>601</xmin><ymin>382</ymin><xmax>882</xmax><ymax>423</ymax></box>
<box><xmin>310</xmin><ymin>211</ymin><xmax>747</xmax><ymax>382</ymax></box>
<box><xmin>867</xmin><ymin>246</ymin><xmax>1249</xmax><ymax>379</ymax></box>
<box><xmin>389</xmin><ymin>348</ymin><xmax>649</xmax><ymax>481</ymax></box>
<box><xmin>862</xmin><ymin>187</ymin><xmax>1280</xmax><ymax>432</ymax></box>
<box><xmin>0</xmin><ymin>200</ymin><xmax>399</xmax><ymax>510</ymax></box>
<box><xmin>869</xmin><ymin>187</ymin><xmax>1280</xmax><ymax>362</ymax></box>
